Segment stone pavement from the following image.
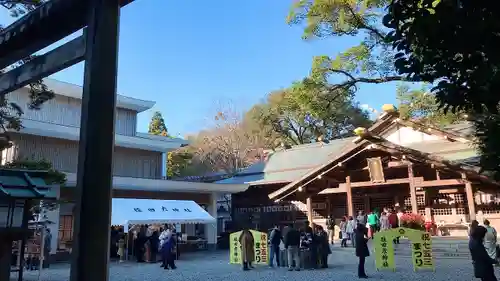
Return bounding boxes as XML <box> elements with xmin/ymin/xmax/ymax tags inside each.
<box><xmin>10</xmin><ymin>241</ymin><xmax>488</xmax><ymax>281</ymax></box>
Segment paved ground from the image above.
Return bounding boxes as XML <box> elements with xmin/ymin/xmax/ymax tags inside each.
<box><xmin>10</xmin><ymin>239</ymin><xmax>488</xmax><ymax>281</ymax></box>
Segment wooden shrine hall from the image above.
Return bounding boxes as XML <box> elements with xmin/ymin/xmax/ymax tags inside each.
<box><xmin>266</xmin><ymin>111</ymin><xmax>498</xmax><ymax>235</ymax></box>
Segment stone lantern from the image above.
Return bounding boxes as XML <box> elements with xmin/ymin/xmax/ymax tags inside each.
<box><xmin>0</xmin><ymin>169</ymin><xmax>58</xmax><ymax>281</ymax></box>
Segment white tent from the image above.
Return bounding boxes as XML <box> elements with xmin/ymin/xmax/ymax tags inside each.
<box><xmin>111</xmin><ymin>198</ymin><xmax>215</xmax><ymax>232</ymax></box>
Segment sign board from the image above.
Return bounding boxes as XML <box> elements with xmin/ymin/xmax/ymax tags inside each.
<box><xmin>229</xmin><ymin>230</ymin><xmax>268</xmax><ymax>265</ymax></box>
<box><xmin>373</xmin><ymin>227</ymin><xmax>434</xmax><ymax>272</ymax></box>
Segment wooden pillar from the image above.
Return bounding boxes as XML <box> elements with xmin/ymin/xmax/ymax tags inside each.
<box><xmin>408</xmin><ymin>164</ymin><xmax>418</xmax><ymax>213</ymax></box>
<box><xmin>462</xmin><ymin>172</ymin><xmax>476</xmax><ymax>221</ymax></box>
<box><xmin>424</xmin><ymin>189</ymin><xmax>432</xmax><ymax>221</ymax></box>
<box><xmin>70</xmin><ymin>1</ymin><xmax>120</xmax><ymax>281</ymax></box>
<box><xmin>364</xmin><ymin>196</ymin><xmax>371</xmax><ymax>213</ymax></box>
<box><xmin>306</xmin><ymin>197</ymin><xmax>313</xmax><ymax>226</ymax></box>
<box><xmin>346</xmin><ymin>175</ymin><xmax>354</xmax><ymax>216</ymax></box>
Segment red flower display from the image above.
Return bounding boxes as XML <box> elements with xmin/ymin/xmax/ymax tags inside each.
<box><xmin>399</xmin><ymin>213</ymin><xmax>425</xmax><ymax>230</ymax></box>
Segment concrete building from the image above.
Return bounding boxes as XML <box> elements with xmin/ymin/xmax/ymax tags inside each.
<box><xmin>1</xmin><ymin>79</ymin><xmax>247</xmax><ymax>259</ymax></box>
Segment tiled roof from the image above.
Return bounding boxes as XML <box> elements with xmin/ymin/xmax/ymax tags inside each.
<box><xmin>404</xmin><ymin>140</ymin><xmax>477</xmax><ymax>161</ymax></box>
<box><xmin>216</xmin><ymin>137</ymin><xmax>356</xmax><ymax>185</ymax></box>
<box><xmin>0</xmin><ymin>169</ymin><xmax>57</xmax><ymax>199</ymax></box>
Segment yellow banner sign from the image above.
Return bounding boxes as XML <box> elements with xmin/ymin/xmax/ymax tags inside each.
<box><xmin>229</xmin><ymin>230</ymin><xmax>269</xmax><ymax>265</ymax></box>
<box><xmin>373</xmin><ymin>227</ymin><xmax>434</xmax><ymax>272</ymax></box>
<box><xmin>373</xmin><ymin>231</ymin><xmax>396</xmax><ymax>271</ymax></box>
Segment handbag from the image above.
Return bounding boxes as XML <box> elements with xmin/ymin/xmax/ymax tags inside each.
<box><xmin>339</xmin><ymin>232</ymin><xmax>342</xmax><ymax>239</ymax></box>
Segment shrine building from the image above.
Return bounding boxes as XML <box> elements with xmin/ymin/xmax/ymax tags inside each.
<box><xmin>220</xmin><ymin>106</ymin><xmax>498</xmax><ymax>235</ymax></box>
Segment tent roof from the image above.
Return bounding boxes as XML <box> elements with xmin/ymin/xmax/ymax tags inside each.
<box><xmin>111</xmin><ymin>199</ymin><xmax>215</xmax><ymax>228</ymax></box>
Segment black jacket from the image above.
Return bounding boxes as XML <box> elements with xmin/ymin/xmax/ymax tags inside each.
<box><xmin>284</xmin><ymin>228</ymin><xmax>300</xmax><ymax>248</ymax></box>
<box><xmin>326</xmin><ymin>218</ymin><xmax>335</xmax><ymax>230</ymax></box>
<box><xmin>469</xmin><ymin>238</ymin><xmax>496</xmax><ymax>278</ymax></box>
<box><xmin>355</xmin><ymin>226</ymin><xmax>370</xmax><ymax>258</ymax></box>
<box><xmin>270</xmin><ymin>229</ymin><xmax>282</xmax><ymax>246</ymax></box>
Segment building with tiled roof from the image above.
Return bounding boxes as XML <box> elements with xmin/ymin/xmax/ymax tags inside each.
<box><xmin>227</xmin><ymin>106</ymin><xmax>497</xmax><ymax>236</ymax></box>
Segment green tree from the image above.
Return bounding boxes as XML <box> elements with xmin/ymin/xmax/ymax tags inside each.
<box><xmin>0</xmin><ymin>1</ymin><xmax>55</xmax><ymax>151</ymax></box>
<box><xmin>383</xmin><ymin>0</ymin><xmax>500</xmax><ymax>177</ymax></box>
<box><xmin>246</xmin><ymin>79</ymin><xmax>372</xmax><ymax>145</ymax></box>
<box><xmin>148</xmin><ymin>111</ymin><xmax>169</xmax><ymax>136</ymax></box>
<box><xmin>397</xmin><ymin>85</ymin><xmax>466</xmax><ymax>127</ymax></box>
<box><xmin>288</xmin><ymin>0</ymin><xmax>404</xmax><ymax>94</ymax></box>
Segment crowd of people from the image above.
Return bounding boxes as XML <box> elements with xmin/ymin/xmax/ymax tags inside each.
<box><xmin>109</xmin><ymin>224</ymin><xmax>179</xmax><ymax>270</ymax></box>
<box><xmin>332</xmin><ymin>208</ymin><xmax>404</xmax><ymax>248</ymax></box>
<box><xmin>237</xmin><ymin>220</ymin><xmax>370</xmax><ymax>278</ymax></box>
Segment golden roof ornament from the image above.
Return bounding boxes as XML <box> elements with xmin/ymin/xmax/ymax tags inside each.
<box><xmin>354</xmin><ymin>127</ymin><xmax>368</xmax><ymax>137</ymax></box>
<box><xmin>382</xmin><ymin>104</ymin><xmax>398</xmax><ymax>113</ymax></box>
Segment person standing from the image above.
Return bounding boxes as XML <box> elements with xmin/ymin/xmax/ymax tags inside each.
<box><xmin>150</xmin><ymin>230</ymin><xmax>160</xmax><ymax>263</ymax></box>
<box><xmin>355</xmin><ymin>223</ymin><xmax>370</xmax><ymax>279</ymax></box>
<box><xmin>302</xmin><ymin>225</ymin><xmax>318</xmax><ymax>269</ymax></box>
<box><xmin>357</xmin><ymin>210</ymin><xmax>367</xmax><ymax>226</ymax></box>
<box><xmin>388</xmin><ymin>209</ymin><xmax>400</xmax><ymax>244</ymax></box>
<box><xmin>316</xmin><ymin>225</ymin><xmax>331</xmax><ymax>268</ymax></box>
<box><xmin>346</xmin><ymin>216</ymin><xmax>356</xmax><ymax>247</ymax></box>
<box><xmin>284</xmin><ymin>224</ymin><xmax>301</xmax><ymax>271</ymax></box>
<box><xmin>42</xmin><ymin>228</ymin><xmax>52</xmax><ymax>268</ymax></box>
<box><xmin>484</xmin><ymin>220</ymin><xmax>498</xmax><ymax>262</ymax></box>
<box><xmin>339</xmin><ymin>217</ymin><xmax>348</xmax><ymax>247</ymax></box>
<box><xmin>379</xmin><ymin>212</ymin><xmax>390</xmax><ymax>231</ymax></box>
<box><xmin>239</xmin><ymin>229</ymin><xmax>255</xmax><ymax>271</ymax></box>
<box><xmin>367</xmin><ymin>211</ymin><xmax>378</xmax><ymax>238</ymax></box>
<box><xmin>117</xmin><ymin>234</ymin><xmax>126</xmax><ymax>263</ymax></box>
<box><xmin>161</xmin><ymin>233</ymin><xmax>177</xmax><ymax>269</ymax></box>
<box><xmin>269</xmin><ymin>225</ymin><xmax>282</xmax><ymax>267</ymax></box>
<box><xmin>326</xmin><ymin>215</ymin><xmax>336</xmax><ymax>245</ymax></box>
<box><xmin>470</xmin><ymin>226</ymin><xmax>498</xmax><ymax>281</ymax></box>
<box><xmin>470</xmin><ymin>220</ymin><xmax>480</xmax><ymax>237</ymax></box>
<box><xmin>159</xmin><ymin>226</ymin><xmax>171</xmax><ymax>268</ymax></box>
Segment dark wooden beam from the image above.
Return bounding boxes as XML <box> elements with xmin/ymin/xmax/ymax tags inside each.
<box><xmin>0</xmin><ymin>0</ymin><xmax>133</xmax><ymax>70</ymax></box>
<box><xmin>417</xmin><ymin>178</ymin><xmax>468</xmax><ymax>187</ymax></box>
<box><xmin>0</xmin><ymin>36</ymin><xmax>85</xmax><ymax>96</ymax></box>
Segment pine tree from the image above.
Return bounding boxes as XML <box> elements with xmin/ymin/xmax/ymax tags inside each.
<box><xmin>148</xmin><ymin>111</ymin><xmax>168</xmax><ymax>136</ymax></box>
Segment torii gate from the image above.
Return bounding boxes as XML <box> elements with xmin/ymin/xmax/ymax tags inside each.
<box><xmin>0</xmin><ymin>0</ymin><xmax>134</xmax><ymax>280</ymax></box>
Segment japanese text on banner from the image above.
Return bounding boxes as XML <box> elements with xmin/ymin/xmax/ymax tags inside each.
<box><xmin>411</xmin><ymin>232</ymin><xmax>434</xmax><ymax>271</ymax></box>
<box><xmin>229</xmin><ymin>231</ymin><xmax>242</xmax><ymax>264</ymax></box>
<box><xmin>374</xmin><ymin>233</ymin><xmax>395</xmax><ymax>271</ymax></box>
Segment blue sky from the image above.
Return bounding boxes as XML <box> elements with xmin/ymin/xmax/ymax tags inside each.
<box><xmin>0</xmin><ymin>0</ymin><xmax>401</xmax><ymax>137</ymax></box>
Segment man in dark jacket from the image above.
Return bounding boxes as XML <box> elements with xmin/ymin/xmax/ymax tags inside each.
<box><xmin>284</xmin><ymin>224</ymin><xmax>301</xmax><ymax>271</ymax></box>
<box><xmin>269</xmin><ymin>225</ymin><xmax>282</xmax><ymax>267</ymax></box>
<box><xmin>470</xmin><ymin>226</ymin><xmax>498</xmax><ymax>281</ymax></box>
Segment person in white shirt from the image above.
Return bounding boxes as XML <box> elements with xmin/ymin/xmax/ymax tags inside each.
<box><xmin>159</xmin><ymin>226</ymin><xmax>171</xmax><ymax>268</ymax></box>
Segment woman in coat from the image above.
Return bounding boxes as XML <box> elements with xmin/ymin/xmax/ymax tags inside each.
<box><xmin>355</xmin><ymin>223</ymin><xmax>370</xmax><ymax>279</ymax></box>
<box><xmin>484</xmin><ymin>220</ymin><xmax>498</xmax><ymax>261</ymax></box>
<box><xmin>239</xmin><ymin>229</ymin><xmax>255</xmax><ymax>271</ymax></box>
<box><xmin>470</xmin><ymin>226</ymin><xmax>498</xmax><ymax>281</ymax></box>
<box><xmin>315</xmin><ymin>225</ymin><xmax>331</xmax><ymax>268</ymax></box>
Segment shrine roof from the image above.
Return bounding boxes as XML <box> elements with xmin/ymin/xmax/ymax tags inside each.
<box><xmin>215</xmin><ymin>137</ymin><xmax>356</xmax><ymax>185</ymax></box>
<box><xmin>0</xmin><ymin>169</ymin><xmax>58</xmax><ymax>199</ymax></box>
